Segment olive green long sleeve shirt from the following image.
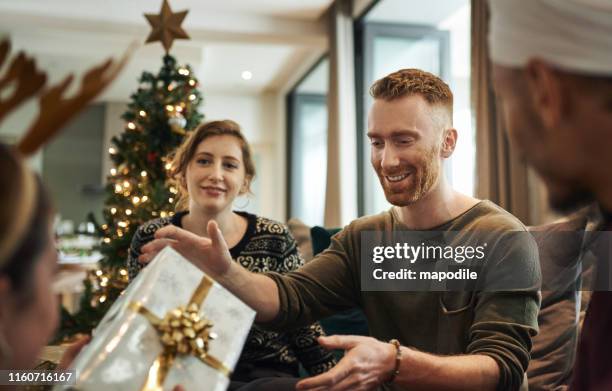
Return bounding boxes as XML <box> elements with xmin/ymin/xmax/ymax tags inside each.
<box><xmin>264</xmin><ymin>201</ymin><xmax>541</xmax><ymax>391</ymax></box>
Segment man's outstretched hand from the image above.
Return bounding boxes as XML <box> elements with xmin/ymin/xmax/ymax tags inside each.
<box><xmin>140</xmin><ymin>220</ymin><xmax>233</xmax><ymax>278</ymax></box>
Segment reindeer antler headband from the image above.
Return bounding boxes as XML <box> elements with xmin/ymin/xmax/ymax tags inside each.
<box><xmin>0</xmin><ymin>38</ymin><xmax>132</xmax><ymax>268</ymax></box>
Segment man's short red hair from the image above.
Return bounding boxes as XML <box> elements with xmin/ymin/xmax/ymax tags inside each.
<box><xmin>370</xmin><ymin>68</ymin><xmax>453</xmax><ymax>121</ymax></box>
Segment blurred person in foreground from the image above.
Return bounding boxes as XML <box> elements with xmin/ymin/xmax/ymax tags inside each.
<box><xmin>0</xmin><ymin>145</ymin><xmax>110</xmax><ymax>388</ymax></box>
<box><xmin>488</xmin><ymin>0</ymin><xmax>612</xmax><ymax>389</ymax></box>
<box><xmin>0</xmin><ymin>144</ymin><xmax>186</xmax><ymax>391</ymax></box>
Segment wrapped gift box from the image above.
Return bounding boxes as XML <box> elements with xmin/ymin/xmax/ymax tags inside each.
<box><xmin>57</xmin><ymin>246</ymin><xmax>255</xmax><ymax>391</ymax></box>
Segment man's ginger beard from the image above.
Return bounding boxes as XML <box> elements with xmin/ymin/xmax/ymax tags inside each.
<box><xmin>376</xmin><ymin>145</ymin><xmax>441</xmax><ymax>207</ymax></box>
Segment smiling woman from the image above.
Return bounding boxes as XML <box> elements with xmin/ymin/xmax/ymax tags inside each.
<box><xmin>169</xmin><ymin>120</ymin><xmax>256</xmax><ymax>214</ymax></box>
<box><xmin>126</xmin><ymin>120</ymin><xmax>337</xmax><ymax>391</ymax></box>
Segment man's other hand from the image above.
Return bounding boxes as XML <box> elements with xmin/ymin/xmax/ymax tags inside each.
<box><xmin>296</xmin><ymin>335</ymin><xmax>397</xmax><ymax>391</ymax></box>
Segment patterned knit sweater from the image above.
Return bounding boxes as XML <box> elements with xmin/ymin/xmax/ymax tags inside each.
<box><xmin>127</xmin><ymin>210</ymin><xmax>336</xmax><ymax>376</ymax></box>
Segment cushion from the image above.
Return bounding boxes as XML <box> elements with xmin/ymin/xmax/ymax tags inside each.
<box><xmin>310</xmin><ymin>226</ymin><xmax>341</xmax><ymax>256</ymax></box>
<box><xmin>286</xmin><ymin>221</ymin><xmax>370</xmax><ymax>361</ymax></box>
<box><xmin>310</xmin><ymin>226</ymin><xmax>369</xmax><ymax>340</ymax></box>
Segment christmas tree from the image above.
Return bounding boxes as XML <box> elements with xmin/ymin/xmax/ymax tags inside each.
<box><xmin>57</xmin><ymin>55</ymin><xmax>203</xmax><ymax>339</ymax></box>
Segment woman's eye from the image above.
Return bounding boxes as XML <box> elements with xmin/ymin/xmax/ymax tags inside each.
<box><xmin>224</xmin><ymin>162</ymin><xmax>238</xmax><ymax>169</ymax></box>
<box><xmin>196</xmin><ymin>158</ymin><xmax>210</xmax><ymax>165</ymax></box>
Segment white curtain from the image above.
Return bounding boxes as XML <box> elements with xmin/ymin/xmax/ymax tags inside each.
<box><xmin>471</xmin><ymin>0</ymin><xmax>554</xmax><ymax>225</ymax></box>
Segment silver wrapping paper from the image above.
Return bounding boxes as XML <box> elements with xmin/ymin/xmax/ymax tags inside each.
<box><xmin>57</xmin><ymin>246</ymin><xmax>255</xmax><ymax>391</ymax></box>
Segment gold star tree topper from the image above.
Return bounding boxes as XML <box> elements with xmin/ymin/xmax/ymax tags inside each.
<box><xmin>144</xmin><ymin>0</ymin><xmax>190</xmax><ymax>53</ymax></box>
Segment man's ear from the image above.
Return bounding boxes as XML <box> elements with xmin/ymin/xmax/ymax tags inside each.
<box><xmin>524</xmin><ymin>59</ymin><xmax>565</xmax><ymax>130</ymax></box>
<box><xmin>440</xmin><ymin>128</ymin><xmax>458</xmax><ymax>158</ymax></box>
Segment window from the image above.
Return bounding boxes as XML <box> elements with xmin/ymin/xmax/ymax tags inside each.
<box><xmin>356</xmin><ymin>0</ymin><xmax>473</xmax><ymax>216</ymax></box>
<box><xmin>287</xmin><ymin>57</ymin><xmax>329</xmax><ymax>226</ymax></box>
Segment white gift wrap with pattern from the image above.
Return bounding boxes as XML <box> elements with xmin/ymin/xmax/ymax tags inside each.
<box><xmin>57</xmin><ymin>246</ymin><xmax>256</xmax><ymax>391</ymax></box>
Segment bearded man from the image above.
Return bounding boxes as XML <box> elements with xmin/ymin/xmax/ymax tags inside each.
<box><xmin>487</xmin><ymin>1</ymin><xmax>612</xmax><ymax>389</ymax></box>
<box><xmin>140</xmin><ymin>69</ymin><xmax>540</xmax><ymax>391</ymax></box>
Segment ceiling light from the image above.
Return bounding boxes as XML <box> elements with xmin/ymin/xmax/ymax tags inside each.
<box><xmin>241</xmin><ymin>71</ymin><xmax>252</xmax><ymax>80</ymax></box>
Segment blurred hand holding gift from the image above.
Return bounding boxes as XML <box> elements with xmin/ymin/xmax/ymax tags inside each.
<box><xmin>56</xmin><ymin>246</ymin><xmax>255</xmax><ymax>391</ymax></box>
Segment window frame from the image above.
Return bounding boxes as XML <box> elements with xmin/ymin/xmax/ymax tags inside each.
<box><xmin>285</xmin><ymin>55</ymin><xmax>328</xmax><ymax>221</ymax></box>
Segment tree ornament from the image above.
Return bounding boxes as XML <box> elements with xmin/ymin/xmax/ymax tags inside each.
<box><xmin>147</xmin><ymin>151</ymin><xmax>159</xmax><ymax>164</ymax></box>
<box><xmin>168</xmin><ymin>112</ymin><xmax>187</xmax><ymax>135</ymax></box>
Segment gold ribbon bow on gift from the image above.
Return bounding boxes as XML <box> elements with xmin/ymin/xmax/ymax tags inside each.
<box><xmin>129</xmin><ymin>275</ymin><xmax>230</xmax><ymax>391</ymax></box>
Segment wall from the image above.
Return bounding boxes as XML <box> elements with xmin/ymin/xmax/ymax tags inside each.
<box><xmin>43</xmin><ymin>104</ymin><xmax>106</xmax><ymax>224</ymax></box>
<box><xmin>0</xmin><ymin>101</ymin><xmax>106</xmax><ymax>225</ymax></box>
<box><xmin>0</xmin><ymin>99</ymin><xmax>44</xmax><ymax>171</ymax></box>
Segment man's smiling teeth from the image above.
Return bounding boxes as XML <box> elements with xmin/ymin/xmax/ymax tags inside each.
<box><xmin>386</xmin><ymin>174</ymin><xmax>409</xmax><ymax>182</ymax></box>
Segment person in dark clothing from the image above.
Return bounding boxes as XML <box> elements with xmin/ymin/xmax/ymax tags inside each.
<box><xmin>129</xmin><ymin>120</ymin><xmax>336</xmax><ymax>390</ymax></box>
<box><xmin>488</xmin><ymin>1</ymin><xmax>612</xmax><ymax>389</ymax></box>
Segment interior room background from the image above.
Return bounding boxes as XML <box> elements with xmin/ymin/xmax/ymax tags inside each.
<box><xmin>0</xmin><ymin>0</ymin><xmax>555</xmax><ymax>233</ymax></box>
